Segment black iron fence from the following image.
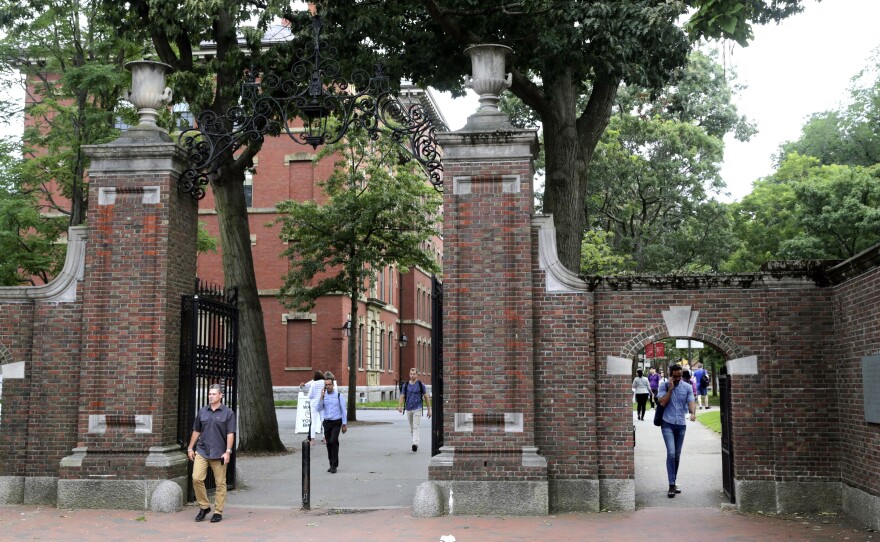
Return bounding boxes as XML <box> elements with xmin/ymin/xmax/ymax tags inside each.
<box><xmin>178</xmin><ymin>279</ymin><xmax>239</xmax><ymax>502</ymax></box>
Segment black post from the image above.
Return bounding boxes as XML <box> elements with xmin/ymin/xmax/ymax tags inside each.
<box><xmin>430</xmin><ymin>276</ymin><xmax>443</xmax><ymax>457</ymax></box>
<box><xmin>302</xmin><ymin>439</ymin><xmax>311</xmax><ymax>510</ymax></box>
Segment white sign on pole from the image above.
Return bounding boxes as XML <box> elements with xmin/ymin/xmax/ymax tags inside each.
<box><xmin>675</xmin><ymin>339</ymin><xmax>704</xmax><ymax>349</ymax></box>
<box><xmin>294</xmin><ymin>392</ymin><xmax>312</xmax><ymax>434</ymax></box>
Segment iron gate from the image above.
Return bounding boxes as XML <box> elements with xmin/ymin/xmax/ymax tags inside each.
<box><xmin>719</xmin><ymin>364</ymin><xmax>735</xmax><ymax>503</ymax></box>
<box><xmin>430</xmin><ymin>275</ymin><xmax>443</xmax><ymax>457</ymax></box>
<box><xmin>178</xmin><ymin>280</ymin><xmax>239</xmax><ymax>502</ymax></box>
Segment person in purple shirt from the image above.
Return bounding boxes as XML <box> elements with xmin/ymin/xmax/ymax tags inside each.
<box><xmin>658</xmin><ymin>364</ymin><xmax>696</xmax><ymax>499</ymax></box>
<box><xmin>647</xmin><ymin>367</ymin><xmax>660</xmax><ymax>409</ymax></box>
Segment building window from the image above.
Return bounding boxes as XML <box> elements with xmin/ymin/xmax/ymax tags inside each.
<box><xmin>378</xmin><ymin>268</ymin><xmax>385</xmax><ymax>302</ymax></box>
<box><xmin>388</xmin><ymin>267</ymin><xmax>394</xmax><ymax>305</ymax></box>
<box><xmin>387</xmin><ymin>332</ymin><xmax>393</xmax><ymax>372</ymax></box>
<box><xmin>379</xmin><ymin>329</ymin><xmax>385</xmax><ymax>370</ymax></box>
<box><xmin>244</xmin><ymin>169</ymin><xmax>253</xmax><ymax>208</ymax></box>
<box><xmin>172</xmin><ymin>102</ymin><xmax>195</xmax><ymax>131</ymax></box>
<box><xmin>358</xmin><ymin>323</ymin><xmax>364</xmax><ymax>369</ymax></box>
<box><xmin>286</xmin><ymin>320</ymin><xmax>312</xmax><ymax>369</ymax></box>
<box><xmin>368</xmin><ymin>323</ymin><xmax>376</xmax><ymax>369</ymax></box>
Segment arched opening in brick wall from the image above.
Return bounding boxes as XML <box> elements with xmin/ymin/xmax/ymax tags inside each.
<box><xmin>626</xmin><ymin>331</ymin><xmax>744</xmax><ymax>508</ymax></box>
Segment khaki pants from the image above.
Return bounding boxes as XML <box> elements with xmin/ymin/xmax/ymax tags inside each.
<box><xmin>192</xmin><ymin>453</ymin><xmax>228</xmax><ymax>513</ymax></box>
<box><xmin>406</xmin><ymin>409</ymin><xmax>422</xmax><ymax>446</ymax></box>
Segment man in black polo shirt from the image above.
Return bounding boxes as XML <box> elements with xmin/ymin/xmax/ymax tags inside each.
<box><xmin>186</xmin><ymin>384</ymin><xmax>236</xmax><ymax>523</ymax></box>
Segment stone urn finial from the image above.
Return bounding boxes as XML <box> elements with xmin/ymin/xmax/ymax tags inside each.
<box><xmin>464</xmin><ymin>44</ymin><xmax>512</xmax><ymax>113</ymax></box>
<box><xmin>124</xmin><ymin>60</ymin><xmax>174</xmax><ymax>128</ymax></box>
<box><xmin>462</xmin><ymin>44</ymin><xmax>513</xmax><ymax>130</ymax></box>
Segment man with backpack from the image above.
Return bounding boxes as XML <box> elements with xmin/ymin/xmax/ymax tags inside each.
<box><xmin>397</xmin><ymin>367</ymin><xmax>431</xmax><ymax>452</ymax></box>
<box><xmin>694</xmin><ymin>362</ymin><xmax>710</xmax><ymax>409</ymax></box>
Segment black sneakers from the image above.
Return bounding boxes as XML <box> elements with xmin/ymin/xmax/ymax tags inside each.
<box><xmin>210</xmin><ymin>513</ymin><xmax>222</xmax><ymax>523</ymax></box>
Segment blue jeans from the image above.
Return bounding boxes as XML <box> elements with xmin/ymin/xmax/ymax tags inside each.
<box><xmin>661</xmin><ymin>421</ymin><xmax>687</xmax><ymax>485</ymax></box>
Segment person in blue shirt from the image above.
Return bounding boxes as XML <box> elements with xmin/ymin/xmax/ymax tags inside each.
<box><xmin>693</xmin><ymin>362</ymin><xmax>710</xmax><ymax>409</ymax></box>
<box><xmin>397</xmin><ymin>367</ymin><xmax>432</xmax><ymax>451</ymax></box>
<box><xmin>657</xmin><ymin>363</ymin><xmax>696</xmax><ymax>498</ymax></box>
<box><xmin>316</xmin><ymin>377</ymin><xmax>347</xmax><ymax>473</ymax></box>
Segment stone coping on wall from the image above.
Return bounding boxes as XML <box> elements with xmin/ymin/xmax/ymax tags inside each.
<box><xmin>0</xmin><ymin>226</ymin><xmax>87</xmax><ymax>303</ymax></box>
<box><xmin>535</xmin><ymin>215</ymin><xmax>874</xmax><ymax>293</ymax></box>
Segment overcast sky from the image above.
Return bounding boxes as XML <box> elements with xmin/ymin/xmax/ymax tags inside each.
<box><xmin>433</xmin><ymin>0</ymin><xmax>880</xmax><ymax>202</ymax></box>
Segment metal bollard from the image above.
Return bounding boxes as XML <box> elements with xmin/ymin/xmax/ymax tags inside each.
<box><xmin>302</xmin><ymin>439</ymin><xmax>311</xmax><ymax>510</ymax></box>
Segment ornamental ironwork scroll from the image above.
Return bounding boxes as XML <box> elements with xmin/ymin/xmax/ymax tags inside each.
<box><xmin>177</xmin><ymin>16</ymin><xmax>443</xmax><ymax>200</ymax></box>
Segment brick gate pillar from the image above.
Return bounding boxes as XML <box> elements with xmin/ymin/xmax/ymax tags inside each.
<box><xmin>417</xmin><ymin>107</ymin><xmax>546</xmax><ymax>514</ymax></box>
<box><xmin>56</xmin><ymin>124</ymin><xmax>197</xmax><ymax>510</ymax></box>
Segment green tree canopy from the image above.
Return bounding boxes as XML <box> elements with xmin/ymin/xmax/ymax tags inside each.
<box><xmin>779</xmin><ymin>49</ymin><xmax>880</xmax><ymax>167</ymax></box>
<box><xmin>276</xmin><ymin>125</ymin><xmax>441</xmax><ymax>421</ymax></box>
<box><xmin>317</xmin><ymin>0</ymin><xmax>808</xmax><ymax>272</ymax></box>
<box><xmin>0</xmin><ymin>0</ymin><xmax>144</xmax><ymax>227</ymax></box>
<box><xmin>724</xmin><ymin>153</ymin><xmax>880</xmax><ymax>270</ymax></box>
<box><xmin>583</xmin><ymin>50</ymin><xmax>749</xmax><ymax>274</ymax></box>
<box><xmin>0</xmin><ymin>138</ymin><xmax>67</xmax><ymax>286</ymax></box>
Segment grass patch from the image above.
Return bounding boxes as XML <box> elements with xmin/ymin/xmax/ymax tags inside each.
<box><xmin>360</xmin><ymin>400</ymin><xmax>398</xmax><ymax>408</ymax></box>
<box><xmin>275</xmin><ymin>400</ymin><xmax>297</xmax><ymax>407</ymax></box>
<box><xmin>698</xmin><ymin>410</ymin><xmax>721</xmax><ymax>433</ymax></box>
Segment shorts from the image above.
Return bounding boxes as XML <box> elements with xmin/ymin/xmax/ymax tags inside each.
<box><xmin>698</xmin><ymin>387</ymin><xmax>708</xmax><ymax>396</ymax></box>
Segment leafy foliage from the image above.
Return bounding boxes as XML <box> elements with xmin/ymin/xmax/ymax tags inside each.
<box><xmin>685</xmin><ymin>0</ymin><xmax>810</xmax><ymax>47</ymax></box>
<box><xmin>584</xmin><ymin>51</ymin><xmax>748</xmax><ymax>273</ymax></box>
<box><xmin>779</xmin><ymin>50</ymin><xmax>880</xmax><ymax>167</ymax></box>
<box><xmin>0</xmin><ymin>138</ymin><xmax>68</xmax><ymax>286</ymax></box>
<box><xmin>316</xmin><ymin>0</ymin><xmax>804</xmax><ymax>271</ymax></box>
<box><xmin>0</xmin><ymin>0</ymin><xmax>145</xmax><ymax>227</ymax></box>
<box><xmin>725</xmin><ymin>153</ymin><xmax>880</xmax><ymax>270</ymax></box>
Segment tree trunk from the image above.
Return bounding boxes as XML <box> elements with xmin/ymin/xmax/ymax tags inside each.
<box><xmin>541</xmin><ymin>79</ymin><xmax>586</xmax><ymax>272</ymax></box>
<box><xmin>346</xmin><ymin>282</ymin><xmax>359</xmax><ymax>422</ymax></box>
<box><xmin>538</xmin><ymin>74</ymin><xmax>618</xmax><ymax>272</ymax></box>
<box><xmin>212</xmin><ymin>178</ymin><xmax>285</xmax><ymax>452</ymax></box>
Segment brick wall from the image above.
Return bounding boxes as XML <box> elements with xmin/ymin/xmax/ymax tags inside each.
<box><xmin>833</xmin><ymin>266</ymin><xmax>880</xmax><ymax>497</ymax></box>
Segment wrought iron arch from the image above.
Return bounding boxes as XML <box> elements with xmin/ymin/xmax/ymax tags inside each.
<box><xmin>177</xmin><ymin>16</ymin><xmax>443</xmax><ymax>200</ymax></box>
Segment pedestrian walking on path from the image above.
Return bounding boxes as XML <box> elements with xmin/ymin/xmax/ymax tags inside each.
<box><xmin>657</xmin><ymin>363</ymin><xmax>696</xmax><ymax>498</ymax></box>
<box><xmin>317</xmin><ymin>377</ymin><xmax>347</xmax><ymax>473</ymax></box>
<box><xmin>398</xmin><ymin>367</ymin><xmax>431</xmax><ymax>451</ymax></box>
<box><xmin>186</xmin><ymin>383</ymin><xmax>236</xmax><ymax>523</ymax></box>
<box><xmin>632</xmin><ymin>369</ymin><xmax>651</xmax><ymax>420</ymax></box>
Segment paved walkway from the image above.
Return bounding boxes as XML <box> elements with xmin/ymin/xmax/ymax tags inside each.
<box><xmin>0</xmin><ymin>408</ymin><xmax>874</xmax><ymax>541</ymax></box>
